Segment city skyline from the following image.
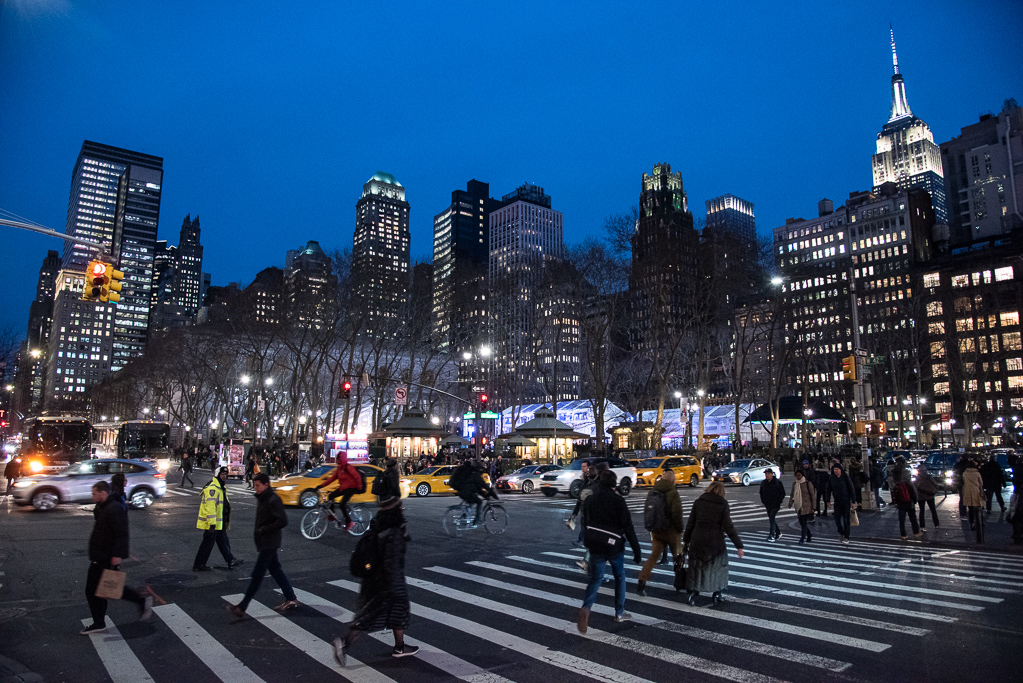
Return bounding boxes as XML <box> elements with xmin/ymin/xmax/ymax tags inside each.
<box><xmin>1</xmin><ymin>2</ymin><xmax>1021</xmax><ymax>336</ymax></box>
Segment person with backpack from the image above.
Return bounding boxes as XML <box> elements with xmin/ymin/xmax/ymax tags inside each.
<box><xmin>890</xmin><ymin>456</ymin><xmax>922</xmax><ymax>540</ymax></box>
<box><xmin>576</xmin><ymin>471</ymin><xmax>642</xmax><ymax>633</ymax></box>
<box><xmin>758</xmin><ymin>468</ymin><xmax>786</xmax><ymax>542</ymax></box>
<box><xmin>179</xmin><ymin>451</ymin><xmax>194</xmax><ymax>488</ymax></box>
<box><xmin>333</xmin><ymin>494</ymin><xmax>417</xmax><ymax>665</ymax></box>
<box><xmin>316</xmin><ymin>455</ymin><xmax>366</xmax><ymax>532</ymax></box>
<box><xmin>636</xmin><ymin>468</ymin><xmax>683</xmax><ymax>596</ymax></box>
<box><xmin>914</xmin><ymin>467</ymin><xmax>940</xmax><ymax>530</ymax></box>
<box><xmin>449</xmin><ymin>459</ymin><xmax>496</xmax><ymax>525</ymax></box>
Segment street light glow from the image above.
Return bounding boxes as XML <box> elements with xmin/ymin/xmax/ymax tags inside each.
<box><xmin>462</xmin><ymin>352</ymin><xmax>473</xmax><ymax>360</ymax></box>
<box><xmin>479</xmin><ymin>345</ymin><xmax>492</xmax><ymax>357</ymax></box>
<box><xmin>697</xmin><ymin>389</ymin><xmax>705</xmax><ymax>398</ymax></box>
<box><xmin>240</xmin><ymin>375</ymin><xmax>250</xmax><ymax>384</ymax></box>
<box><xmin>674</xmin><ymin>391</ymin><xmax>682</xmax><ymax>399</ymax></box>
<box><xmin>265</xmin><ymin>377</ymin><xmax>274</xmax><ymax>386</ymax></box>
<box><xmin>771</xmin><ymin>276</ymin><xmax>783</xmax><ymax>286</ymax></box>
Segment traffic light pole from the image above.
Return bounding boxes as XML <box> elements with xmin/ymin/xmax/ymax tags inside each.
<box><xmin>848</xmin><ymin>268</ymin><xmax>874</xmax><ymax>511</ymax></box>
<box><xmin>0</xmin><ymin>217</ymin><xmax>108</xmax><ymax>254</ymax></box>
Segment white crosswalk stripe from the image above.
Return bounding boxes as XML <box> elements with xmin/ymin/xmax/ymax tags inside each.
<box><xmin>153</xmin><ymin>604</ymin><xmax>265</xmax><ymax>682</ymax></box>
<box><xmin>80</xmin><ymin>617</ymin><xmax>156</xmax><ymax>683</ymax></box>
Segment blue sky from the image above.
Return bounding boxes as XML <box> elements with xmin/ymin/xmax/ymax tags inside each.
<box><xmin>1</xmin><ymin>0</ymin><xmax>1021</xmax><ymax>336</ymax></box>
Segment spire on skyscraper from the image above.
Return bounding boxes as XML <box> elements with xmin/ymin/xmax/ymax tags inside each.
<box><xmin>887</xmin><ymin>25</ymin><xmax>913</xmax><ymax>122</ymax></box>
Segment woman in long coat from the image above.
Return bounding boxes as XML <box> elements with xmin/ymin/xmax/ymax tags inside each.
<box><xmin>961</xmin><ymin>459</ymin><xmax>986</xmax><ymax>543</ymax></box>
<box><xmin>682</xmin><ymin>481</ymin><xmax>745</xmax><ymax>605</ymax></box>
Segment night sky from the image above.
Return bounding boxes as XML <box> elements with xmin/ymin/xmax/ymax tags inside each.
<box><xmin>1</xmin><ymin>0</ymin><xmax>1021</xmax><ymax>337</ymax></box>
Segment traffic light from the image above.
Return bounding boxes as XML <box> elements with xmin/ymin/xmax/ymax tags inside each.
<box><xmin>479</xmin><ymin>393</ymin><xmax>489</xmax><ymax>410</ymax></box>
<box><xmin>100</xmin><ymin>263</ymin><xmax>124</xmax><ymax>303</ymax></box>
<box><xmin>82</xmin><ymin>260</ymin><xmax>106</xmax><ymax>302</ymax></box>
<box><xmin>841</xmin><ymin>355</ymin><xmax>857</xmax><ymax>381</ymax></box>
<box><xmin>340</xmin><ymin>376</ymin><xmax>352</xmax><ymax>400</ymax></box>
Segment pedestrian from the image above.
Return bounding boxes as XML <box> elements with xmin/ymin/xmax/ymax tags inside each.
<box><xmin>682</xmin><ymin>481</ymin><xmax>744</xmax><ymax>605</ymax></box>
<box><xmin>244</xmin><ymin>451</ymin><xmax>256</xmax><ymax>489</ymax></box>
<box><xmin>890</xmin><ymin>457</ymin><xmax>922</xmax><ymax>540</ymax></box>
<box><xmin>961</xmin><ymin>459</ymin><xmax>986</xmax><ymax>543</ymax></box>
<box><xmin>110</xmin><ymin>472</ymin><xmax>127</xmax><ymax>505</ymax></box>
<box><xmin>914</xmin><ymin>466</ymin><xmax>940</xmax><ymax>531</ymax></box>
<box><xmin>869</xmin><ymin>457</ymin><xmax>886</xmax><ymax>509</ymax></box>
<box><xmin>315</xmin><ymin>454</ymin><xmax>366</xmax><ymax>531</ymax></box>
<box><xmin>576</xmin><ymin>471</ymin><xmax>641</xmax><ymax>633</ymax></box>
<box><xmin>1008</xmin><ymin>452</ymin><xmax>1023</xmax><ymax>545</ymax></box>
<box><xmin>848</xmin><ymin>457</ymin><xmax>864</xmax><ymax>509</ymax></box>
<box><xmin>194</xmin><ymin>467</ymin><xmax>244</xmax><ymax>571</ymax></box>
<box><xmin>4</xmin><ymin>456</ymin><xmax>21</xmax><ymax>493</ymax></box>
<box><xmin>826</xmin><ymin>462</ymin><xmax>856</xmax><ymax>544</ymax></box>
<box><xmin>179</xmin><ymin>451</ymin><xmax>194</xmax><ymax>488</ymax></box>
<box><xmin>80</xmin><ymin>481</ymin><xmax>152</xmax><ymax>634</ymax></box>
<box><xmin>636</xmin><ymin>467</ymin><xmax>683</xmax><ymax>596</ymax></box>
<box><xmin>759</xmin><ymin>468</ymin><xmax>786</xmax><ymax>542</ymax></box>
<box><xmin>332</xmin><ymin>494</ymin><xmax>418</xmax><ymax>665</ymax></box>
<box><xmin>789</xmin><ymin>469</ymin><xmax>816</xmax><ymax>544</ymax></box>
<box><xmin>227</xmin><ymin>473</ymin><xmax>299</xmax><ymax>619</ymax></box>
<box><xmin>815</xmin><ymin>463</ymin><xmax>831</xmax><ymax>517</ymax></box>
<box><xmin>372</xmin><ymin>457</ymin><xmax>403</xmax><ymax>503</ymax></box>
<box><xmin>979</xmin><ymin>456</ymin><xmax>1007</xmax><ymax>514</ymax></box>
<box><xmin>954</xmin><ymin>454</ymin><xmax>969</xmax><ymax>518</ymax></box>
<box><xmin>565</xmin><ymin>461</ymin><xmax>595</xmax><ymax>539</ymax></box>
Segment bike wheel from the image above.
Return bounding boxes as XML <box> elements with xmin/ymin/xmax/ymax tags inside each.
<box><xmin>443</xmin><ymin>506</ymin><xmax>468</xmax><ymax>538</ymax></box>
<box><xmin>349</xmin><ymin>507</ymin><xmax>370</xmax><ymax>537</ymax></box>
<box><xmin>483</xmin><ymin>504</ymin><xmax>508</xmax><ymax>535</ymax></box>
<box><xmin>301</xmin><ymin>508</ymin><xmax>329</xmax><ymax>540</ymax></box>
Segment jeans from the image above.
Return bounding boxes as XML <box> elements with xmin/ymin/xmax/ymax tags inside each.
<box><xmin>897</xmin><ymin>506</ymin><xmax>920</xmax><ymax>536</ymax></box>
<box><xmin>833</xmin><ymin>503</ymin><xmax>851</xmax><ymax>538</ymax></box>
<box><xmin>194</xmin><ymin>529</ymin><xmax>235</xmax><ymax>568</ymax></box>
<box><xmin>918</xmin><ymin>498</ymin><xmax>939</xmax><ymax>527</ymax></box>
<box><xmin>238</xmin><ymin>549</ymin><xmax>296</xmax><ymax>611</ymax></box>
<box><xmin>873</xmin><ymin>486</ymin><xmax>884</xmax><ymax>508</ymax></box>
<box><xmin>180</xmin><ymin>470</ymin><xmax>194</xmax><ymax>487</ymax></box>
<box><xmin>583</xmin><ymin>552</ymin><xmax>626</xmax><ymax>616</ymax></box>
<box><xmin>985</xmin><ymin>487</ymin><xmax>1005</xmax><ymax>512</ymax></box>
<box><xmin>766</xmin><ymin>506</ymin><xmax>780</xmax><ymax>538</ymax></box>
<box><xmin>798</xmin><ymin>513</ymin><xmax>813</xmax><ymax>542</ymax></box>
<box><xmin>85</xmin><ymin>562</ymin><xmax>145</xmax><ymax>627</ymax></box>
<box><xmin>638</xmin><ymin>531</ymin><xmax>680</xmax><ymax>582</ymax></box>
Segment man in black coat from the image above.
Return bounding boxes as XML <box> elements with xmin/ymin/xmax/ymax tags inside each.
<box><xmin>827</xmin><ymin>463</ymin><xmax>856</xmax><ymax>544</ymax></box>
<box><xmin>979</xmin><ymin>456</ymin><xmax>1007</xmax><ymax>513</ymax></box>
<box><xmin>759</xmin><ymin>468</ymin><xmax>786</xmax><ymax>541</ymax></box>
<box><xmin>228</xmin><ymin>473</ymin><xmax>299</xmax><ymax>620</ymax></box>
<box><xmin>80</xmin><ymin>481</ymin><xmax>151</xmax><ymax>634</ymax></box>
<box><xmin>576</xmin><ymin>471</ymin><xmax>641</xmax><ymax>634</ymax></box>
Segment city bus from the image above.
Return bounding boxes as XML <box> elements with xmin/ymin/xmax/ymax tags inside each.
<box><xmin>94</xmin><ymin>420</ymin><xmax>172</xmax><ymax>471</ymax></box>
<box><xmin>20</xmin><ymin>416</ymin><xmax>93</xmax><ymax>474</ymax></box>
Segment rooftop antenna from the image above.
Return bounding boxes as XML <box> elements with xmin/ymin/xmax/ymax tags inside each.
<box><xmin>890</xmin><ymin>23</ymin><xmax>900</xmax><ymax>75</ymax></box>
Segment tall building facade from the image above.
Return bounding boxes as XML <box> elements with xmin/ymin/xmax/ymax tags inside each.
<box><xmin>431</xmin><ymin>180</ymin><xmax>500</xmax><ymax>352</ymax></box>
<box><xmin>243</xmin><ymin>267</ymin><xmax>284</xmax><ymax>326</ymax></box>
<box><xmin>173</xmin><ymin>214</ymin><xmax>204</xmax><ymax>314</ymax></box>
<box><xmin>13</xmin><ymin>251</ymin><xmax>61</xmax><ymax>416</ymax></box>
<box><xmin>285</xmin><ymin>240</ymin><xmax>335</xmax><ymax>329</ymax></box>
<box><xmin>940</xmin><ymin>99</ymin><xmax>1023</xmax><ymax>245</ymax></box>
<box><xmin>489</xmin><ymin>183</ymin><xmax>578</xmax><ymax>402</ymax></box>
<box><xmin>353</xmin><ymin>172</ymin><xmax>410</xmax><ymax>333</ymax></box>
<box><xmin>870</xmin><ymin>29</ymin><xmax>946</xmax><ymax>224</ymax></box>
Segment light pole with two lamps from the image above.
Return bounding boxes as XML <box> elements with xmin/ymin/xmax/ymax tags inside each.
<box><xmin>462</xmin><ymin>345</ymin><xmax>492</xmax><ymax>461</ymax></box>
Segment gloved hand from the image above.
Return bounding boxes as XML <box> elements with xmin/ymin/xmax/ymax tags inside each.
<box><xmin>633</xmin><ymin>552</ymin><xmax>642</xmax><ymax>565</ymax></box>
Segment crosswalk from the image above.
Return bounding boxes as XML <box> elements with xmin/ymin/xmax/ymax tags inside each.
<box><xmin>80</xmin><ymin>533</ymin><xmax>1023</xmax><ymax>682</ymax></box>
<box><xmin>161</xmin><ymin>483</ymin><xmax>257</xmax><ymax>507</ymax></box>
<box><xmin>527</xmin><ymin>493</ymin><xmax>796</xmax><ymax>527</ymax></box>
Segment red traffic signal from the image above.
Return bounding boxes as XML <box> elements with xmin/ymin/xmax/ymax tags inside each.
<box><xmin>340</xmin><ymin>377</ymin><xmax>352</xmax><ymax>400</ymax></box>
<box><xmin>479</xmin><ymin>393</ymin><xmax>488</xmax><ymax>409</ymax></box>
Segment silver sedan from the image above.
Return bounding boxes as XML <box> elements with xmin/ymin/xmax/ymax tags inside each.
<box><xmin>710</xmin><ymin>458</ymin><xmax>780</xmax><ymax>486</ymax></box>
<box><xmin>495</xmin><ymin>464</ymin><xmax>563</xmax><ymax>494</ymax></box>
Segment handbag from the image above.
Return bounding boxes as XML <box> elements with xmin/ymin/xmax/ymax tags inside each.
<box><xmin>673</xmin><ymin>550</ymin><xmax>687</xmax><ymax>592</ymax></box>
<box><xmin>850</xmin><ymin>508</ymin><xmax>860</xmax><ymax>527</ymax></box>
<box><xmin>95</xmin><ymin>568</ymin><xmax>126</xmax><ymax>599</ymax></box>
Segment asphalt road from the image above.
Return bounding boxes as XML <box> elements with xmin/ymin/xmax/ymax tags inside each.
<box><xmin>1</xmin><ymin>470</ymin><xmax>1021</xmax><ymax>683</ymax></box>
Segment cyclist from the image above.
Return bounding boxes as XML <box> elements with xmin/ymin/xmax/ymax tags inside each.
<box><xmin>315</xmin><ymin>456</ymin><xmax>365</xmax><ymax>531</ymax></box>
<box><xmin>450</xmin><ymin>459</ymin><xmax>497</xmax><ymax>525</ymax></box>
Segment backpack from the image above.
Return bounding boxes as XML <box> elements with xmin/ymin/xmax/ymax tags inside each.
<box><xmin>371</xmin><ymin>472</ymin><xmax>385</xmax><ymax>496</ymax></box>
<box><xmin>447</xmin><ymin>465</ymin><xmax>471</xmax><ymax>492</ymax></box>
<box><xmin>643</xmin><ymin>489</ymin><xmax>670</xmax><ymax>532</ymax></box>
<box><xmin>892</xmin><ymin>481</ymin><xmax>911</xmax><ymax>504</ymax></box>
<box><xmin>350</xmin><ymin>526</ymin><xmax>382</xmax><ymax>578</ymax></box>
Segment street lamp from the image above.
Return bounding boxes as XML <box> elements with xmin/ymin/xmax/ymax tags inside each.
<box><xmin>29</xmin><ymin>348</ymin><xmax>41</xmax><ymax>359</ymax></box>
<box><xmin>463</xmin><ymin>344</ymin><xmax>492</xmax><ymax>460</ymax></box>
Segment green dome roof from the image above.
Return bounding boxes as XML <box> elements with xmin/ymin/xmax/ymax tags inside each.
<box><xmin>369</xmin><ymin>171</ymin><xmax>402</xmax><ymax>187</ymax></box>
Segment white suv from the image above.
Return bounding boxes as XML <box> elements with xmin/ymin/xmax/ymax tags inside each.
<box><xmin>539</xmin><ymin>457</ymin><xmax>637</xmax><ymax>497</ymax></box>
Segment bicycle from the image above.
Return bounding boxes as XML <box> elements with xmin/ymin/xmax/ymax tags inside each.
<box><xmin>443</xmin><ymin>498</ymin><xmax>508</xmax><ymax>537</ymax></box>
<box><xmin>300</xmin><ymin>493</ymin><xmax>370</xmax><ymax>540</ymax></box>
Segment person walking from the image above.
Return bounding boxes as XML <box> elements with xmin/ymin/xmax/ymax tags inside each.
<box><xmin>227</xmin><ymin>473</ymin><xmax>299</xmax><ymax>619</ymax></box>
<box><xmin>179</xmin><ymin>451</ymin><xmax>195</xmax><ymax>488</ymax></box>
<box><xmin>80</xmin><ymin>481</ymin><xmax>152</xmax><ymax>634</ymax></box>
<box><xmin>576</xmin><ymin>471</ymin><xmax>642</xmax><ymax>633</ymax></box>
<box><xmin>332</xmin><ymin>494</ymin><xmax>418</xmax><ymax>665</ymax></box>
<box><xmin>869</xmin><ymin>457</ymin><xmax>886</xmax><ymax>508</ymax></box>
<box><xmin>914</xmin><ymin>467</ymin><xmax>940</xmax><ymax>531</ymax></box>
<box><xmin>979</xmin><ymin>456</ymin><xmax>1007</xmax><ymax>514</ymax></box>
<box><xmin>890</xmin><ymin>457</ymin><xmax>922</xmax><ymax>540</ymax></box>
<box><xmin>1008</xmin><ymin>452</ymin><xmax>1023</xmax><ymax>544</ymax></box>
<box><xmin>682</xmin><ymin>481</ymin><xmax>744</xmax><ymax>605</ymax></box>
<box><xmin>4</xmin><ymin>456</ymin><xmax>21</xmax><ymax>494</ymax></box>
<box><xmin>826</xmin><ymin>462</ymin><xmax>856</xmax><ymax>544</ymax></box>
<box><xmin>815</xmin><ymin>463</ymin><xmax>831</xmax><ymax>517</ymax></box>
<box><xmin>244</xmin><ymin>451</ymin><xmax>256</xmax><ymax>489</ymax></box>
<box><xmin>566</xmin><ymin>461</ymin><xmax>596</xmax><ymax>545</ymax></box>
<box><xmin>636</xmin><ymin>468</ymin><xmax>683</xmax><ymax>596</ymax></box>
<box><xmin>961</xmin><ymin>459</ymin><xmax>986</xmax><ymax>544</ymax></box>
<box><xmin>789</xmin><ymin>469</ymin><xmax>816</xmax><ymax>544</ymax></box>
<box><xmin>759</xmin><ymin>468</ymin><xmax>786</xmax><ymax>542</ymax></box>
<box><xmin>194</xmin><ymin>467</ymin><xmax>243</xmax><ymax>571</ymax></box>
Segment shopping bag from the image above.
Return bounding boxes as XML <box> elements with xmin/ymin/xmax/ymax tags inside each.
<box><xmin>95</xmin><ymin>568</ymin><xmax>126</xmax><ymax>599</ymax></box>
<box><xmin>673</xmin><ymin>551</ymin><xmax>687</xmax><ymax>592</ymax></box>
<box><xmin>850</xmin><ymin>509</ymin><xmax>860</xmax><ymax>527</ymax></box>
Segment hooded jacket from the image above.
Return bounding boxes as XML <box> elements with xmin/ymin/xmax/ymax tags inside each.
<box><xmin>961</xmin><ymin>466</ymin><xmax>985</xmax><ymax>507</ymax></box>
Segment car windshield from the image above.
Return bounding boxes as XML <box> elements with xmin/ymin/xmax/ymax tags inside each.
<box><xmin>419</xmin><ymin>466</ymin><xmax>441</xmax><ymax>475</ymax></box>
<box><xmin>565</xmin><ymin>461</ymin><xmax>583</xmax><ymax>470</ymax></box>
<box><xmin>728</xmin><ymin>460</ymin><xmax>752</xmax><ymax>468</ymax></box>
<box><xmin>638</xmin><ymin>458</ymin><xmax>664</xmax><ymax>468</ymax></box>
<box><xmin>62</xmin><ymin>462</ymin><xmax>92</xmax><ymax>475</ymax></box>
<box><xmin>306</xmin><ymin>465</ymin><xmax>334</xmax><ymax>477</ymax></box>
<box><xmin>512</xmin><ymin>466</ymin><xmax>538</xmax><ymax>475</ymax></box>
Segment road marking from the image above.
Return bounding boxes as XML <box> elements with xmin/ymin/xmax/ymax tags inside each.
<box><xmin>221</xmin><ymin>594</ymin><xmax>395</xmax><ymax>682</ymax></box>
<box><xmin>80</xmin><ymin>618</ymin><xmax>156</xmax><ymax>683</ymax></box>
<box><xmin>442</xmin><ymin>565</ymin><xmax>852</xmax><ymax>671</ymax></box>
<box><xmin>286</xmin><ymin>588</ymin><xmax>514</xmax><ymax>683</ymax></box>
<box><xmin>164</xmin><ymin>489</ymin><xmax>193</xmax><ymax>497</ymax></box>
<box><xmin>153</xmin><ymin>604</ymin><xmax>264</xmax><ymax>682</ymax></box>
<box><xmin>807</xmin><ymin>537</ymin><xmax>1023</xmax><ymax>570</ymax></box>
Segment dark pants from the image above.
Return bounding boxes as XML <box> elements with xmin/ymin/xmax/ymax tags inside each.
<box><xmin>816</xmin><ymin>483</ymin><xmax>830</xmax><ymax>515</ymax></box>
<box><xmin>85</xmin><ymin>562</ymin><xmax>145</xmax><ymax>627</ymax></box>
<box><xmin>194</xmin><ymin>529</ymin><xmax>235</xmax><ymax>568</ymax></box>
<box><xmin>798</xmin><ymin>513</ymin><xmax>813</xmax><ymax>542</ymax></box>
<box><xmin>897</xmin><ymin>505</ymin><xmax>920</xmax><ymax>536</ymax></box>
<box><xmin>180</xmin><ymin>469</ymin><xmax>194</xmax><ymax>487</ymax></box>
<box><xmin>327</xmin><ymin>488</ymin><xmax>360</xmax><ymax>524</ymax></box>
<box><xmin>833</xmin><ymin>502</ymin><xmax>850</xmax><ymax>538</ymax></box>
<box><xmin>918</xmin><ymin>498</ymin><xmax>939</xmax><ymax>528</ymax></box>
<box><xmin>239</xmin><ymin>549</ymin><xmax>296</xmax><ymax>611</ymax></box>
<box><xmin>958</xmin><ymin>486</ymin><xmax>966</xmax><ymax>517</ymax></box>
<box><xmin>766</xmin><ymin>506</ymin><xmax>780</xmax><ymax>538</ymax></box>
<box><xmin>968</xmin><ymin>506</ymin><xmax>985</xmax><ymax>543</ymax></box>
<box><xmin>459</xmin><ymin>492</ymin><xmax>483</xmax><ymax>522</ymax></box>
<box><xmin>985</xmin><ymin>487</ymin><xmax>1005</xmax><ymax>512</ymax></box>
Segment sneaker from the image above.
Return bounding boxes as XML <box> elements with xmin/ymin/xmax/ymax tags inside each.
<box><xmin>228</xmin><ymin>559</ymin><xmax>245</xmax><ymax>569</ymax></box>
<box><xmin>614</xmin><ymin>612</ymin><xmax>632</xmax><ymax>623</ymax></box>
<box><xmin>140</xmin><ymin>595</ymin><xmax>154</xmax><ymax>621</ymax></box>
<box><xmin>913</xmin><ymin>531</ymin><xmax>924</xmax><ymax>538</ymax></box>
<box><xmin>274</xmin><ymin>600</ymin><xmax>300</xmax><ymax>611</ymax></box>
<box><xmin>79</xmin><ymin>622</ymin><xmax>106</xmax><ymax>635</ymax></box>
<box><xmin>901</xmin><ymin>535</ymin><xmax>908</xmax><ymax>540</ymax></box>
<box><xmin>345</xmin><ymin>522</ymin><xmax>356</xmax><ymax>532</ymax></box>
<box><xmin>576</xmin><ymin>559</ymin><xmax>588</xmax><ymax>571</ymax></box>
<box><xmin>391</xmin><ymin>644</ymin><xmax>420</xmax><ymax>658</ymax></box>
<box><xmin>577</xmin><ymin>606</ymin><xmax>590</xmax><ymax>634</ymax></box>
<box><xmin>332</xmin><ymin>637</ymin><xmax>347</xmax><ymax>666</ymax></box>
<box><xmin>767</xmin><ymin>535</ymin><xmax>776</xmax><ymax>543</ymax></box>
<box><xmin>193</xmin><ymin>565</ymin><xmax>212</xmax><ymax>572</ymax></box>
<box><xmin>840</xmin><ymin>537</ymin><xmax>850</xmax><ymax>545</ymax></box>
<box><xmin>227</xmin><ymin>604</ymin><xmax>247</xmax><ymax>622</ymax></box>
<box><xmin>798</xmin><ymin>539</ymin><xmax>805</xmax><ymax>545</ymax></box>
<box><xmin>775</xmin><ymin>532</ymin><xmax>782</xmax><ymax>541</ymax></box>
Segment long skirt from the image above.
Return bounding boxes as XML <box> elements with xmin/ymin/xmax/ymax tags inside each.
<box><xmin>349</xmin><ymin>580</ymin><xmax>410</xmax><ymax>632</ymax></box>
<box><xmin>685</xmin><ymin>552</ymin><xmax>730</xmax><ymax>593</ymax></box>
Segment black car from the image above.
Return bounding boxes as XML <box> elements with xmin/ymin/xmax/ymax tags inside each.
<box><xmin>923</xmin><ymin>451</ymin><xmax>961</xmax><ymax>491</ymax></box>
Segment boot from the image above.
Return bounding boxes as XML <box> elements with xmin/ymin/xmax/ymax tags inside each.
<box><xmin>636</xmin><ymin>580</ymin><xmax>646</xmax><ymax>597</ymax></box>
<box><xmin>686</xmin><ymin>590</ymin><xmax>698</xmax><ymax>606</ymax></box>
<box><xmin>712</xmin><ymin>591</ymin><xmax>725</xmax><ymax>604</ymax></box>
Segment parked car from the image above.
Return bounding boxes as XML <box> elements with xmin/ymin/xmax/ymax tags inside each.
<box><xmin>710</xmin><ymin>458</ymin><xmax>780</xmax><ymax>486</ymax></box>
<box><xmin>923</xmin><ymin>451</ymin><xmax>961</xmax><ymax>491</ymax></box>
<box><xmin>11</xmin><ymin>458</ymin><xmax>167</xmax><ymax>510</ymax></box>
<box><xmin>272</xmin><ymin>463</ymin><xmax>410</xmax><ymax>507</ymax></box>
<box><xmin>634</xmin><ymin>455</ymin><xmax>702</xmax><ymax>488</ymax></box>
<box><xmin>539</xmin><ymin>457</ymin><xmax>637</xmax><ymax>497</ymax></box>
<box><xmin>495</xmin><ymin>464</ymin><xmax>562</xmax><ymax>493</ymax></box>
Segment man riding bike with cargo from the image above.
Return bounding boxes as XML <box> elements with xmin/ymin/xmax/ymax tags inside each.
<box><xmin>449</xmin><ymin>459</ymin><xmax>497</xmax><ymax>525</ymax></box>
<box><xmin>315</xmin><ymin>456</ymin><xmax>365</xmax><ymax>531</ymax></box>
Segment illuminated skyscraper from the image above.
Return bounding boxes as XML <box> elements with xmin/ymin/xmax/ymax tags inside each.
<box><xmin>353</xmin><ymin>172</ymin><xmax>410</xmax><ymax>333</ymax></box>
<box><xmin>871</xmin><ymin>28</ymin><xmax>946</xmax><ymax>223</ymax></box>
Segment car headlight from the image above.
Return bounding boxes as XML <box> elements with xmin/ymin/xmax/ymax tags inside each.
<box><xmin>730</xmin><ymin>473</ymin><xmax>741</xmax><ymax>481</ymax></box>
<box><xmin>277</xmin><ymin>485</ymin><xmax>296</xmax><ymax>491</ymax></box>
<box><xmin>12</xmin><ymin>480</ymin><xmax>36</xmax><ymax>488</ymax></box>
<box><xmin>641</xmin><ymin>471</ymin><xmax>653</xmax><ymax>476</ymax></box>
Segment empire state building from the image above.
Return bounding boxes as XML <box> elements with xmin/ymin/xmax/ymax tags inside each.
<box><xmin>871</xmin><ymin>28</ymin><xmax>947</xmax><ymax>223</ymax></box>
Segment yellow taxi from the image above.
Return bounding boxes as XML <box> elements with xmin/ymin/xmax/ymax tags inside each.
<box><xmin>635</xmin><ymin>455</ymin><xmax>703</xmax><ymax>488</ymax></box>
<box><xmin>402</xmin><ymin>464</ymin><xmax>491</xmax><ymax>497</ymax></box>
<box><xmin>272</xmin><ymin>463</ymin><xmax>409</xmax><ymax>508</ymax></box>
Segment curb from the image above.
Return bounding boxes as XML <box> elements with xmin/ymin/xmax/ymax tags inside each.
<box><xmin>0</xmin><ymin>655</ymin><xmax>43</xmax><ymax>683</ymax></box>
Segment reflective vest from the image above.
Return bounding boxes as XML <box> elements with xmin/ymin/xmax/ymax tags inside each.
<box><xmin>196</xmin><ymin>480</ymin><xmax>225</xmax><ymax>530</ymax></box>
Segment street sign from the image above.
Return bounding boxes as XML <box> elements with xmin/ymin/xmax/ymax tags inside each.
<box><xmin>394</xmin><ymin>386</ymin><xmax>408</xmax><ymax>406</ymax></box>
<box><xmin>471</xmin><ymin>385</ymin><xmax>486</xmax><ymax>393</ymax></box>
<box><xmin>463</xmin><ymin>411</ymin><xmax>500</xmax><ymax>420</ymax></box>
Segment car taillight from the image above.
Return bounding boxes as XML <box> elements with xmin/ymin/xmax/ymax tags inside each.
<box><xmin>154</xmin><ymin>472</ymin><xmax>166</xmax><ymax>479</ymax></box>
<box><xmin>29</xmin><ymin>460</ymin><xmax>44</xmax><ymax>473</ymax></box>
